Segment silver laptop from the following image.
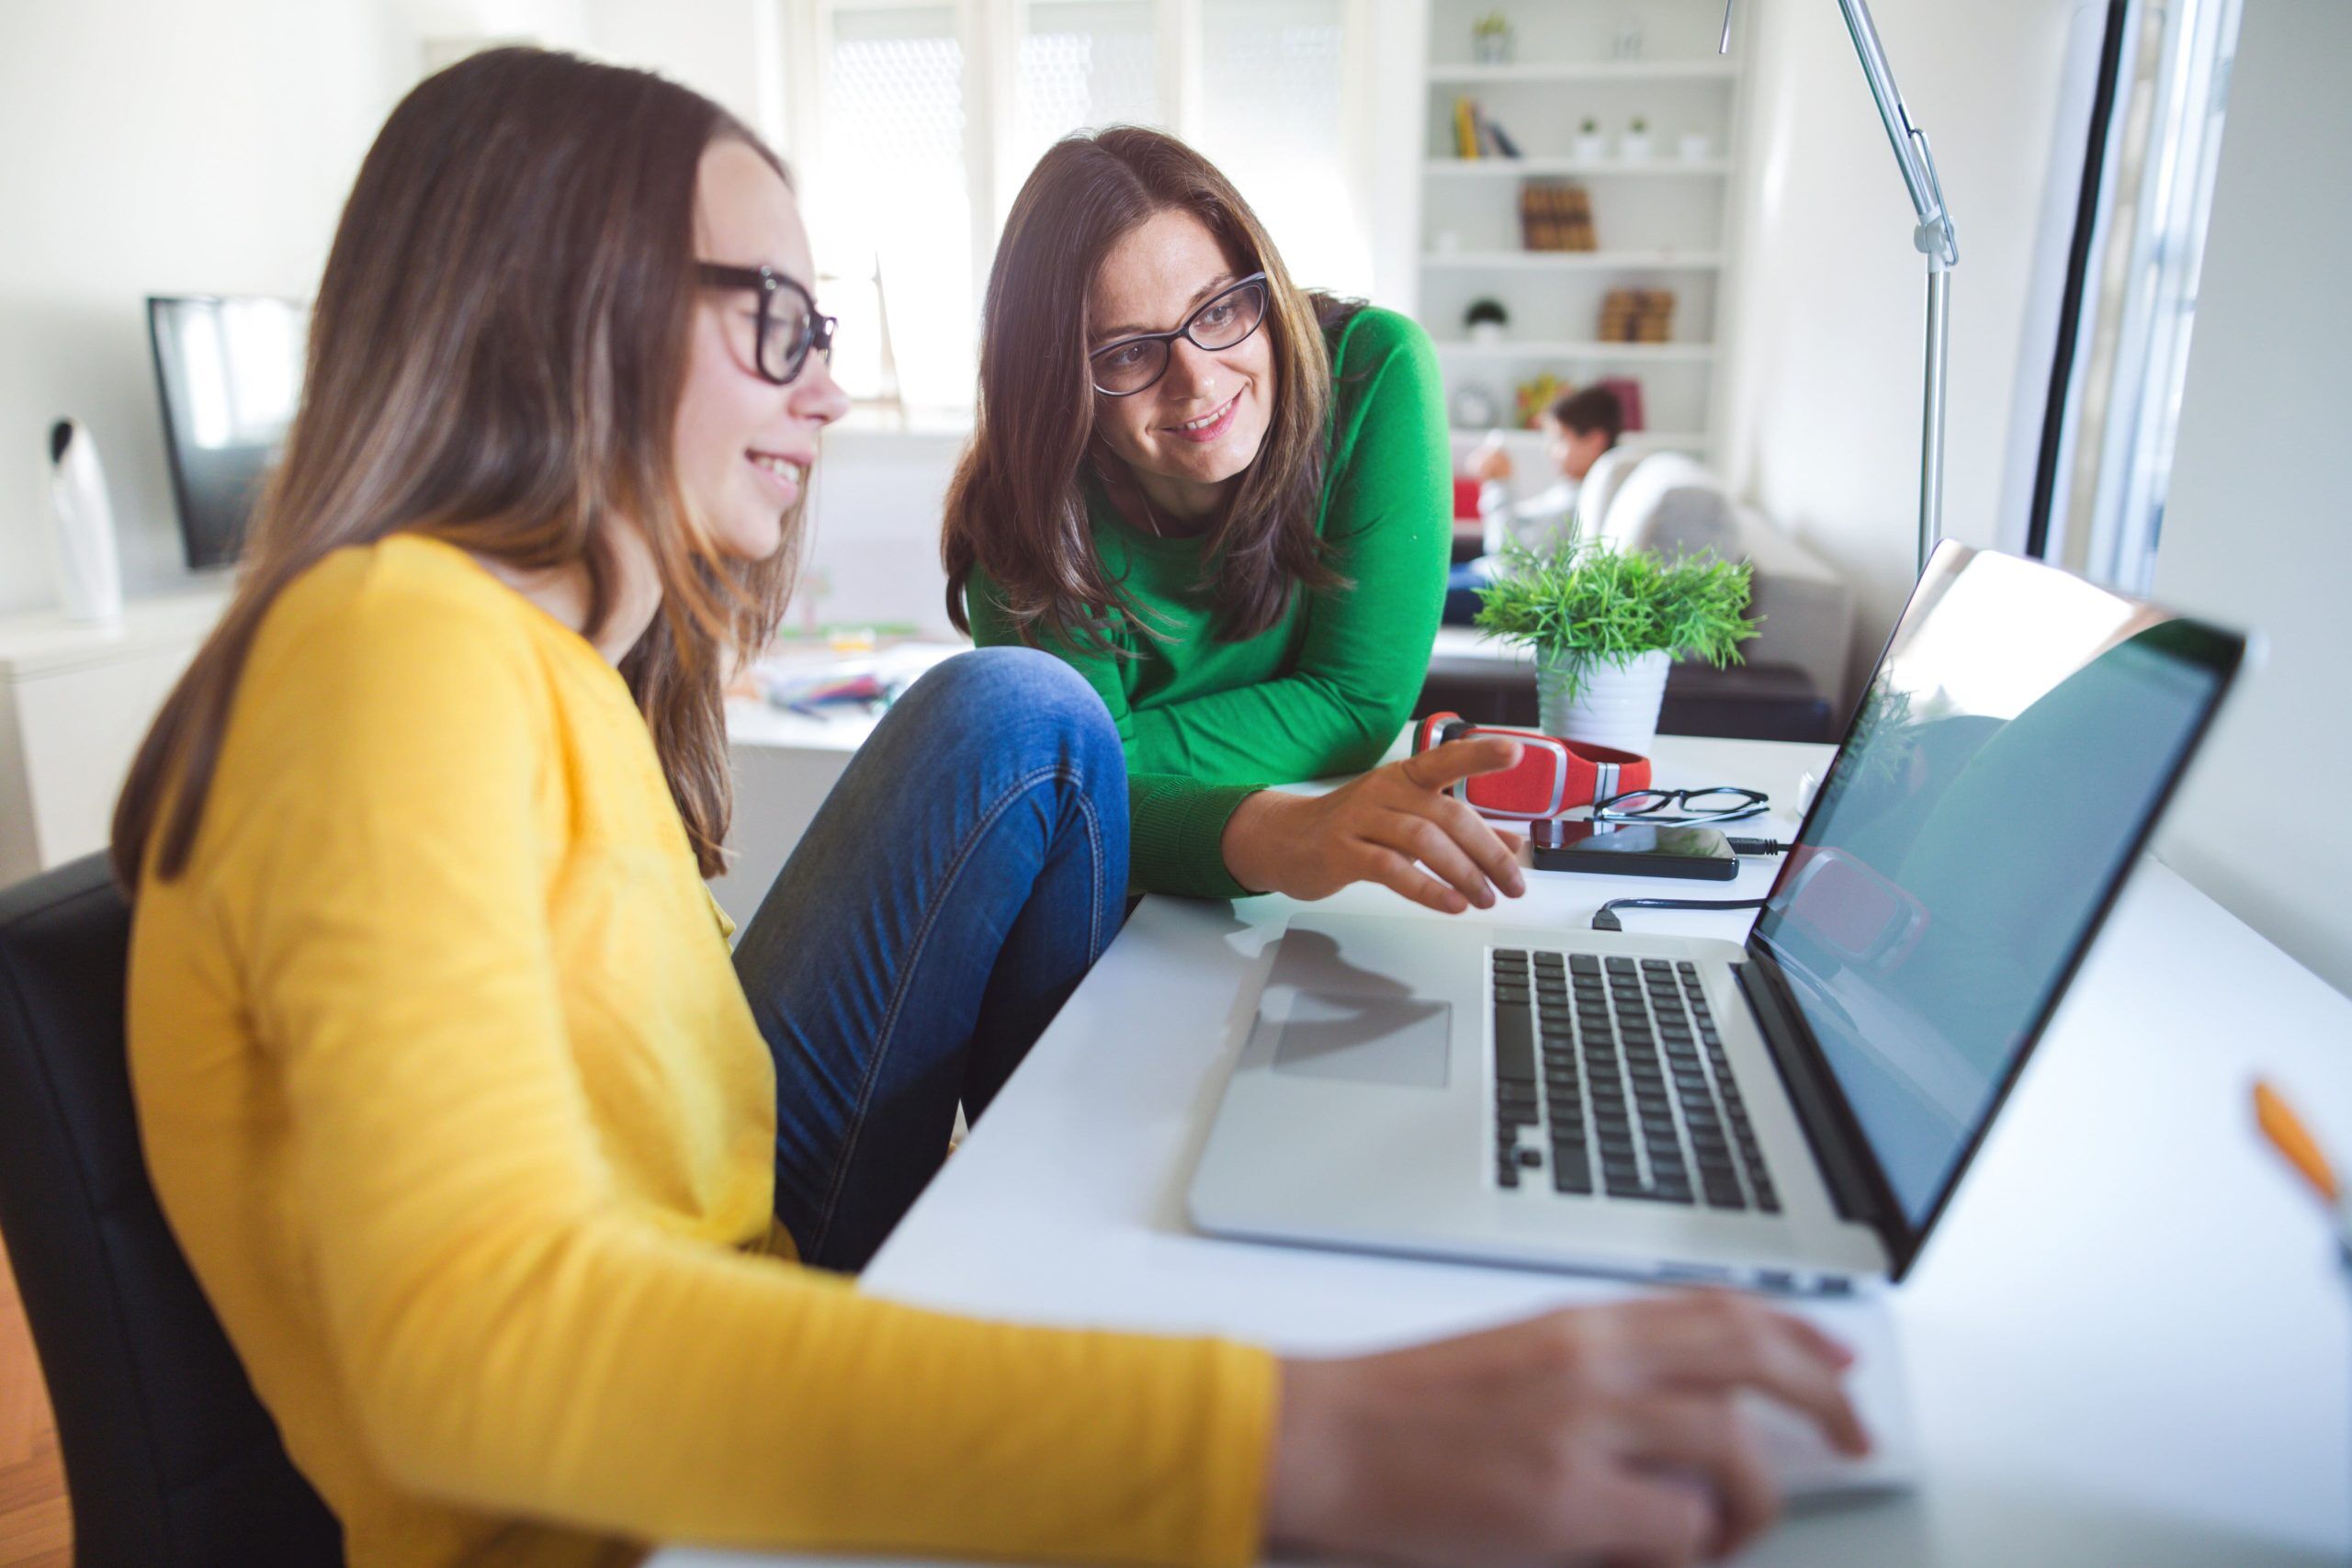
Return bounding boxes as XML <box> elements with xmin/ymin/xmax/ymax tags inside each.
<box><xmin>1190</xmin><ymin>543</ymin><xmax>2245</xmax><ymax>1294</ymax></box>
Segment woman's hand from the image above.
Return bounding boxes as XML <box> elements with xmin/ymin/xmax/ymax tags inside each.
<box><xmin>1267</xmin><ymin>1293</ymin><xmax>1870</xmax><ymax>1567</ymax></box>
<box><xmin>1219</xmin><ymin>738</ymin><xmax>1529</xmax><ymax>914</ymax></box>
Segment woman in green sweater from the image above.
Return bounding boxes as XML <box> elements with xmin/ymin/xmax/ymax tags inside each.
<box><xmin>945</xmin><ymin>128</ymin><xmax>1522</xmax><ymax>910</ymax></box>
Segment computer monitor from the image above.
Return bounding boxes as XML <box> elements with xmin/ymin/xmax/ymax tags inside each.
<box><xmin>147</xmin><ymin>295</ymin><xmax>309</xmax><ymax>570</ymax></box>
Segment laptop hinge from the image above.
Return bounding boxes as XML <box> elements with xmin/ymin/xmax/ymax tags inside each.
<box><xmin>1733</xmin><ymin>959</ymin><xmax>1911</xmax><ymax>1265</ymax></box>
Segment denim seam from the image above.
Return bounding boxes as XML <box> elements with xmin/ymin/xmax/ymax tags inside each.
<box><xmin>1080</xmin><ymin>776</ymin><xmax>1106</xmax><ymax>959</ymax></box>
<box><xmin>809</xmin><ymin>760</ymin><xmax>1104</xmax><ymax>1258</ymax></box>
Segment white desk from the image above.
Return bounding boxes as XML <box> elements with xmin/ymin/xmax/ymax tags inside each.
<box><xmin>713</xmin><ymin>642</ymin><xmax>968</xmax><ymax>933</ymax></box>
<box><xmin>0</xmin><ymin>585</ymin><xmax>232</xmax><ymax>883</ymax></box>
<box><xmin>660</xmin><ymin>736</ymin><xmax>2350</xmax><ymax>1567</ymax></box>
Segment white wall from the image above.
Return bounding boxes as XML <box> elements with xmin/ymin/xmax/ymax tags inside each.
<box><xmin>580</xmin><ymin>0</ymin><xmax>776</xmax><ymax>141</ymax></box>
<box><xmin>0</xmin><ymin>0</ymin><xmax>418</xmax><ymax>614</ymax></box>
<box><xmin>1363</xmin><ymin>0</ymin><xmax>1431</xmax><ymax>314</ymax></box>
<box><xmin>2149</xmin><ymin>0</ymin><xmax>2352</xmax><ymax>998</ymax></box>
<box><xmin>793</xmin><ymin>426</ymin><xmax>961</xmax><ymax>634</ymax></box>
<box><xmin>1716</xmin><ymin>0</ymin><xmax>2096</xmax><ymax>707</ymax></box>
<box><xmin>0</xmin><ymin>0</ymin><xmax>926</xmax><ymax>627</ymax></box>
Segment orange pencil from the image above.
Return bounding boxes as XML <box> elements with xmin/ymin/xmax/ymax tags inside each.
<box><xmin>2256</xmin><ymin>1079</ymin><xmax>2352</xmax><ymax>1260</ymax></box>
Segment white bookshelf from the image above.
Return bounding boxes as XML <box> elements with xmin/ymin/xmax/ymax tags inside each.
<box><xmin>1432</xmin><ymin>340</ymin><xmax>1718</xmax><ymax>363</ymax></box>
<box><xmin>1423</xmin><ymin>250</ymin><xmax>1723</xmax><ymax>270</ymax></box>
<box><xmin>1416</xmin><ymin>0</ymin><xmax>1748</xmax><ymax>464</ymax></box>
<box><xmin>1426</xmin><ymin>61</ymin><xmax>1740</xmax><ymax>84</ymax></box>
<box><xmin>1427</xmin><ymin>157</ymin><xmax>1732</xmax><ymax>178</ymax></box>
<box><xmin>1446</xmin><ymin>426</ymin><xmax>1712</xmax><ymax>482</ymax></box>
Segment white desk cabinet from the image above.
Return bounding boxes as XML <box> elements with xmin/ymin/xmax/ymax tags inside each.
<box><xmin>0</xmin><ymin>588</ymin><xmax>232</xmax><ymax>884</ymax></box>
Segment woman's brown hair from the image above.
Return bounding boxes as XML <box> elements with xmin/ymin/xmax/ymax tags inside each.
<box><xmin>941</xmin><ymin>126</ymin><xmax>1351</xmax><ymax>649</ymax></box>
<box><xmin>113</xmin><ymin>47</ymin><xmax>797</xmax><ymax>887</ymax></box>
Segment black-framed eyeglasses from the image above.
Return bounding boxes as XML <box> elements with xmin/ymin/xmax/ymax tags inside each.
<box><xmin>1594</xmin><ymin>786</ymin><xmax>1769</xmax><ymax>827</ymax></box>
<box><xmin>1089</xmin><ymin>272</ymin><xmax>1270</xmax><ymax>397</ymax></box>
<box><xmin>696</xmin><ymin>263</ymin><xmax>837</xmax><ymax>386</ymax></box>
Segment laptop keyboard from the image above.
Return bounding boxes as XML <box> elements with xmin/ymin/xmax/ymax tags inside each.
<box><xmin>1491</xmin><ymin>950</ymin><xmax>1780</xmax><ymax>1213</ymax></box>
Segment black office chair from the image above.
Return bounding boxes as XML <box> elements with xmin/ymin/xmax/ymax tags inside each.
<box><xmin>0</xmin><ymin>852</ymin><xmax>344</xmax><ymax>1566</ymax></box>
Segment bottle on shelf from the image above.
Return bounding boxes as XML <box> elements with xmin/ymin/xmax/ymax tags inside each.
<box><xmin>44</xmin><ymin>419</ymin><xmax>122</xmax><ymax>626</ymax></box>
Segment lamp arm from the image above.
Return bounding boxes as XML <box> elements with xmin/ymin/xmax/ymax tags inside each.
<box><xmin>1723</xmin><ymin>0</ymin><xmax>1958</xmax><ymax>265</ymax></box>
<box><xmin>1721</xmin><ymin>0</ymin><xmax>1956</xmax><ymax>570</ymax></box>
<box><xmin>1836</xmin><ymin>0</ymin><xmax>1960</xmax><ymax>266</ymax></box>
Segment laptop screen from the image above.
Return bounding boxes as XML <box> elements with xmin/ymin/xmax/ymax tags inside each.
<box><xmin>1750</xmin><ymin>547</ymin><xmax>2238</xmax><ymax>1233</ymax></box>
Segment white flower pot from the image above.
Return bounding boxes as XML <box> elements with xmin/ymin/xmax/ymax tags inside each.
<box><xmin>1620</xmin><ymin>131</ymin><xmax>1654</xmax><ymax>162</ymax></box>
<box><xmin>1572</xmin><ymin>132</ymin><xmax>1609</xmax><ymax>163</ymax></box>
<box><xmin>1537</xmin><ymin>648</ymin><xmax>1672</xmax><ymax>757</ymax></box>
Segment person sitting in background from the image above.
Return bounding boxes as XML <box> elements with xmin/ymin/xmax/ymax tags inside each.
<box><xmin>1443</xmin><ymin>384</ymin><xmax>1624</xmax><ymax>624</ymax></box>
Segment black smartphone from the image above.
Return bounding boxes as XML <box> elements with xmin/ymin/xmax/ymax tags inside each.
<box><xmin>1529</xmin><ymin>819</ymin><xmax>1738</xmax><ymax>880</ymax></box>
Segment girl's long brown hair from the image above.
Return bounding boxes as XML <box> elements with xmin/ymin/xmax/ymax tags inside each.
<box><xmin>941</xmin><ymin>126</ymin><xmax>1351</xmax><ymax>650</ymax></box>
<box><xmin>113</xmin><ymin>47</ymin><xmax>798</xmax><ymax>888</ymax></box>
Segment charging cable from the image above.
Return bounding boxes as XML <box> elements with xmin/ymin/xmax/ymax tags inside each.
<box><xmin>1725</xmin><ymin>838</ymin><xmax>1789</xmax><ymax>857</ymax></box>
<box><xmin>1593</xmin><ymin>896</ymin><xmax>1770</xmax><ymax>932</ymax></box>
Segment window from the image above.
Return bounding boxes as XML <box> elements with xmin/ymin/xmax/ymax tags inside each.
<box><xmin>812</xmin><ymin>6</ymin><xmax>975</xmax><ymax>411</ymax></box>
<box><xmin>1012</xmin><ymin>2</ymin><xmax>1162</xmax><ymax>209</ymax></box>
<box><xmin>786</xmin><ymin>0</ymin><xmax>1364</xmax><ymax>420</ymax></box>
<box><xmin>1193</xmin><ymin>0</ymin><xmax>1364</xmax><ymax>302</ymax></box>
<box><xmin>2027</xmin><ymin>0</ymin><xmax>2243</xmax><ymax>592</ymax></box>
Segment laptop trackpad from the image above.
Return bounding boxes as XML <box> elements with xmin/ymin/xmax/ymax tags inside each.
<box><xmin>1263</xmin><ymin>987</ymin><xmax>1452</xmax><ymax>1089</ymax></box>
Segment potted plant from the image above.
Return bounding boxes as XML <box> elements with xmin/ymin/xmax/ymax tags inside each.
<box><xmin>1621</xmin><ymin>116</ymin><xmax>1654</xmax><ymax>161</ymax></box>
<box><xmin>1474</xmin><ymin>542</ymin><xmax>1758</xmax><ymax>754</ymax></box>
<box><xmin>1573</xmin><ymin>116</ymin><xmax>1607</xmax><ymax>162</ymax></box>
<box><xmin>1464</xmin><ymin>298</ymin><xmax>1510</xmax><ymax>348</ymax></box>
<box><xmin>1472</xmin><ymin>11</ymin><xmax>1514</xmax><ymax>64</ymax></box>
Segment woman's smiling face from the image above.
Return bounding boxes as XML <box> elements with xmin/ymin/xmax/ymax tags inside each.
<box><xmin>1086</xmin><ymin>207</ymin><xmax>1275</xmax><ymax>517</ymax></box>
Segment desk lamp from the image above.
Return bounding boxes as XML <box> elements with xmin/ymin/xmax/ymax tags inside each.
<box><xmin>1721</xmin><ymin>0</ymin><xmax>1960</xmax><ymax>574</ymax></box>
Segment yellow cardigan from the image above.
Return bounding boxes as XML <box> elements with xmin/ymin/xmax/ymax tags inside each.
<box><xmin>127</xmin><ymin>535</ymin><xmax>1274</xmax><ymax>1568</ymax></box>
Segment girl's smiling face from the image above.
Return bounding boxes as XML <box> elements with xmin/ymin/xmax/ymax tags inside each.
<box><xmin>673</xmin><ymin>138</ymin><xmax>850</xmax><ymax>561</ymax></box>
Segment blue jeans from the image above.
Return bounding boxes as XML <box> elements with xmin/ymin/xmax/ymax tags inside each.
<box><xmin>730</xmin><ymin>648</ymin><xmax>1130</xmax><ymax>1273</ymax></box>
<box><xmin>1443</xmin><ymin>557</ymin><xmax>1494</xmax><ymax>626</ymax></box>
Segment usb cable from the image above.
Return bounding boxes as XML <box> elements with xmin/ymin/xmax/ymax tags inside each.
<box><xmin>1593</xmin><ymin>897</ymin><xmax>1770</xmax><ymax>932</ymax></box>
<box><xmin>1584</xmin><ymin>837</ymin><xmax>1789</xmax><ymax>928</ymax></box>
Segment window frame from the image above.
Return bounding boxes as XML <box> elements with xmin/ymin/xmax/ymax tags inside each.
<box><xmin>2025</xmin><ymin>0</ymin><xmax>2244</xmax><ymax>592</ymax></box>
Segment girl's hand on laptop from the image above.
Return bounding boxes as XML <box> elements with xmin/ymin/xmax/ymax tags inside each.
<box><xmin>1265</xmin><ymin>1292</ymin><xmax>1869</xmax><ymax>1565</ymax></box>
<box><xmin>1219</xmin><ymin>737</ymin><xmax>1529</xmax><ymax>913</ymax></box>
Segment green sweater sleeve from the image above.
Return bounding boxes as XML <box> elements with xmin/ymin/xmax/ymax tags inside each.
<box><xmin>1126</xmin><ymin>310</ymin><xmax>1451</xmax><ymax>782</ymax></box>
<box><xmin>965</xmin><ymin>568</ymin><xmax>1258</xmax><ymax>899</ymax></box>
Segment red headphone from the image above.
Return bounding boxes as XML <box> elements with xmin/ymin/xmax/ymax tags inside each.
<box><xmin>1414</xmin><ymin>712</ymin><xmax>1654</xmax><ymax>820</ymax></box>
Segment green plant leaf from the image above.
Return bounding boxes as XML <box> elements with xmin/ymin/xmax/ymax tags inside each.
<box><xmin>1472</xmin><ymin>541</ymin><xmax>1759</xmax><ymax>699</ymax></box>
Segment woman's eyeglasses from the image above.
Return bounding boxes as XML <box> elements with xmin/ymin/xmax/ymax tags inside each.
<box><xmin>1593</xmin><ymin>786</ymin><xmax>1769</xmax><ymax>827</ymax></box>
<box><xmin>696</xmin><ymin>263</ymin><xmax>837</xmax><ymax>386</ymax></box>
<box><xmin>1090</xmin><ymin>273</ymin><xmax>1270</xmax><ymax>397</ymax></box>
